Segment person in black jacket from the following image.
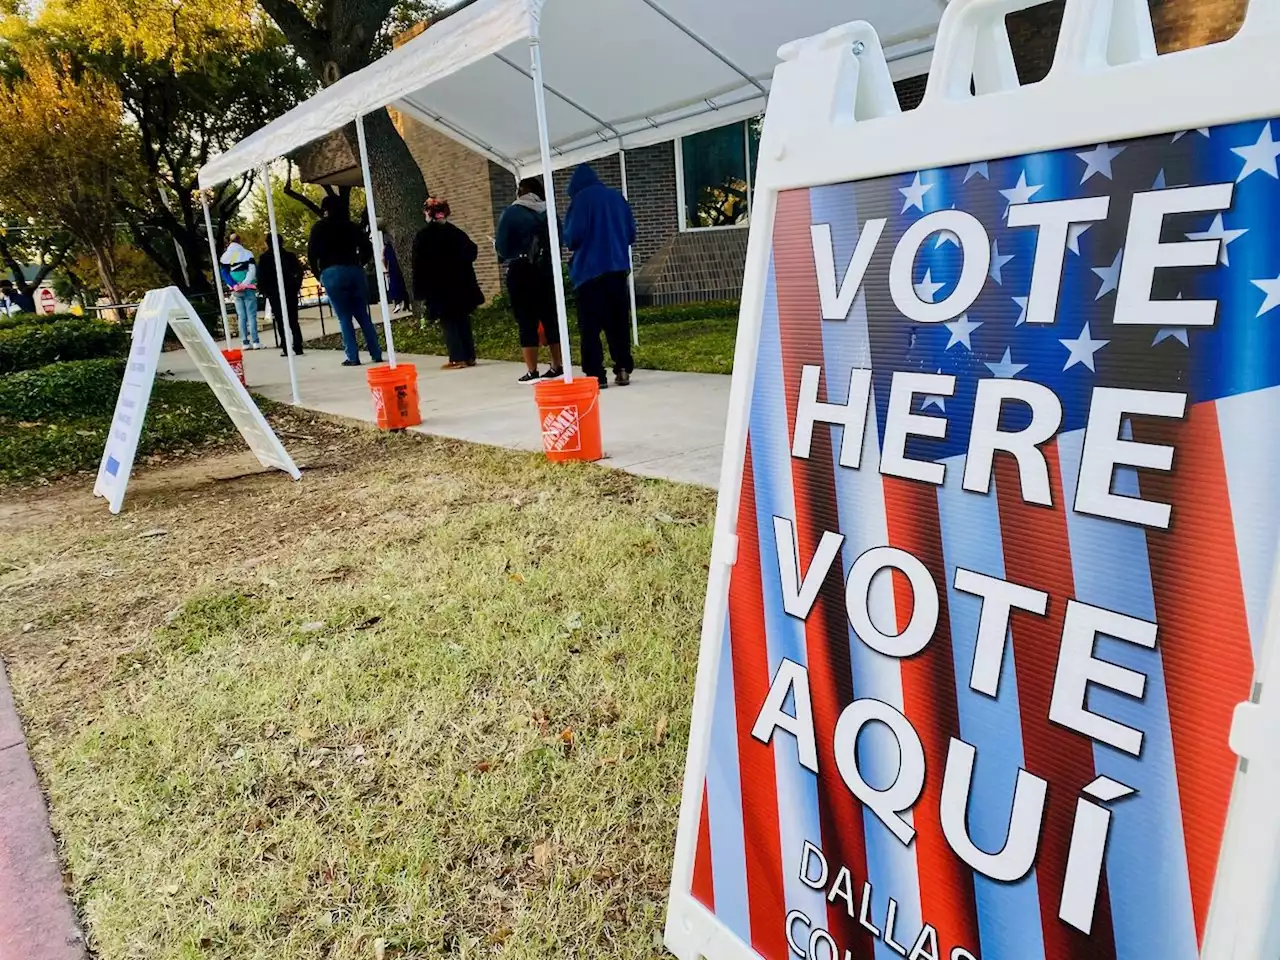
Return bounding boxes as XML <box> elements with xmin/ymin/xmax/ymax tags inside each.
<box><xmin>307</xmin><ymin>195</ymin><xmax>383</xmax><ymax>367</ymax></box>
<box><xmin>259</xmin><ymin>235</ymin><xmax>305</xmax><ymax>357</ymax></box>
<box><xmin>412</xmin><ymin>197</ymin><xmax>483</xmax><ymax>370</ymax></box>
<box><xmin>495</xmin><ymin>177</ymin><xmax>564</xmax><ymax>384</ymax></box>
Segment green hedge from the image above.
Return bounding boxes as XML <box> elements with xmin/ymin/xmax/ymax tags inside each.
<box><xmin>0</xmin><ymin>311</ymin><xmax>83</xmax><ymax>332</ymax></box>
<box><xmin>0</xmin><ymin>357</ymin><xmax>126</xmax><ymax>422</ymax></box>
<box><xmin>0</xmin><ymin>318</ymin><xmax>129</xmax><ymax>374</ymax></box>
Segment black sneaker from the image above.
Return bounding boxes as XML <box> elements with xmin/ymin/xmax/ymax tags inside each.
<box><xmin>342</xmin><ymin>359</ymin><xmax>361</xmax><ymax>367</ymax></box>
<box><xmin>597</xmin><ymin>376</ymin><xmax>609</xmax><ymax>390</ymax></box>
<box><xmin>518</xmin><ymin>370</ymin><xmax>541</xmax><ymax>384</ymax></box>
<box><xmin>542</xmin><ymin>367</ymin><xmax>563</xmax><ymax>379</ymax></box>
<box><xmin>614</xmin><ymin>370</ymin><xmax>631</xmax><ymax>387</ymax></box>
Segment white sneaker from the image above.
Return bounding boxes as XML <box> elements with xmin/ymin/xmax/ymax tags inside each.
<box><xmin>251</xmin><ymin>342</ymin><xmax>263</xmax><ymax>350</ymax></box>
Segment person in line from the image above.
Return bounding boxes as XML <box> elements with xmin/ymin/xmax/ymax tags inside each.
<box><xmin>259</xmin><ymin>234</ymin><xmax>305</xmax><ymax>358</ymax></box>
<box><xmin>412</xmin><ymin>197</ymin><xmax>482</xmax><ymax>370</ymax></box>
<box><xmin>496</xmin><ymin>176</ymin><xmax>564</xmax><ymax>384</ymax></box>
<box><xmin>386</xmin><ymin>240</ymin><xmax>409</xmax><ymax>314</ymax></box>
<box><xmin>0</xmin><ymin>279</ymin><xmax>34</xmax><ymax>314</ymax></box>
<box><xmin>220</xmin><ymin>234</ymin><xmax>261</xmax><ymax>349</ymax></box>
<box><xmin>307</xmin><ymin>195</ymin><xmax>383</xmax><ymax>367</ymax></box>
<box><xmin>563</xmin><ymin>163</ymin><xmax>637</xmax><ymax>388</ymax></box>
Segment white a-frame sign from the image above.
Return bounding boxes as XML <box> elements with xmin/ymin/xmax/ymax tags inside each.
<box><xmin>665</xmin><ymin>2</ymin><xmax>1280</xmax><ymax>960</ymax></box>
<box><xmin>94</xmin><ymin>286</ymin><xmax>300</xmax><ymax>514</ymax></box>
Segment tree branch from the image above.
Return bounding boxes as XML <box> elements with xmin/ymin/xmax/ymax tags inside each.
<box><xmin>257</xmin><ymin>0</ymin><xmax>329</xmax><ymax>72</ymax></box>
<box><xmin>284</xmin><ymin>163</ymin><xmax>322</xmax><ymax>216</ymax></box>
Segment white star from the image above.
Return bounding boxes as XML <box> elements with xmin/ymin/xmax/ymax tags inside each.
<box><xmin>945</xmin><ymin>313</ymin><xmax>982</xmax><ymax>351</ymax></box>
<box><xmin>989</xmin><ymin>240</ymin><xmax>1014</xmax><ymax>284</ymax></box>
<box><xmin>935</xmin><ymin>205</ymin><xmax>960</xmax><ymax>248</ymax></box>
<box><xmin>900</xmin><ymin>172</ymin><xmax>934</xmax><ymax>213</ymax></box>
<box><xmin>1012</xmin><ymin>296</ymin><xmax>1028</xmax><ymax>326</ymax></box>
<box><xmin>923</xmin><ymin>370</ymin><xmax>947</xmax><ymax>412</ymax></box>
<box><xmin>1186</xmin><ymin>213</ymin><xmax>1248</xmax><ymax>266</ymax></box>
<box><xmin>1060</xmin><ymin>322</ymin><xmax>1110</xmax><ymax>372</ymax></box>
<box><xmin>1233</xmin><ymin>123</ymin><xmax>1280</xmax><ymax>182</ymax></box>
<box><xmin>1067</xmin><ymin>223</ymin><xmax>1091</xmax><ymax>255</ymax></box>
<box><xmin>1172</xmin><ymin>128</ymin><xmax>1210</xmax><ymax>142</ymax></box>
<box><xmin>964</xmin><ymin>162</ymin><xmax>989</xmax><ymax>183</ymax></box>
<box><xmin>1093</xmin><ymin>249</ymin><xmax>1123</xmax><ymax>300</ymax></box>
<box><xmin>915</xmin><ymin>269</ymin><xmax>946</xmax><ymax>303</ymax></box>
<box><xmin>1252</xmin><ymin>272</ymin><xmax>1280</xmax><ymax>317</ymax></box>
<box><xmin>986</xmin><ymin>348</ymin><xmax>1027</xmax><ymax>379</ymax></box>
<box><xmin>1000</xmin><ymin>171</ymin><xmax>1043</xmax><ymax>214</ymax></box>
<box><xmin>1152</xmin><ymin>169</ymin><xmax>1167</xmax><ymax>190</ymax></box>
<box><xmin>1076</xmin><ymin>143</ymin><xmax>1125</xmax><ymax>183</ymax></box>
<box><xmin>1153</xmin><ymin>328</ymin><xmax>1189</xmax><ymax>347</ymax></box>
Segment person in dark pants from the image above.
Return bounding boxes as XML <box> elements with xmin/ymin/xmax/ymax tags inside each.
<box><xmin>307</xmin><ymin>195</ymin><xmax>383</xmax><ymax>367</ymax></box>
<box><xmin>496</xmin><ymin>176</ymin><xmax>564</xmax><ymax>384</ymax></box>
<box><xmin>258</xmin><ymin>235</ymin><xmax>305</xmax><ymax>357</ymax></box>
<box><xmin>563</xmin><ymin>163</ymin><xmax>637</xmax><ymax>388</ymax></box>
<box><xmin>412</xmin><ymin>197</ymin><xmax>483</xmax><ymax>370</ymax></box>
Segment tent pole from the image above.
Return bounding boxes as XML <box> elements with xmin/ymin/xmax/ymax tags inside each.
<box><xmin>355</xmin><ymin>112</ymin><xmax>397</xmax><ymax>369</ymax></box>
<box><xmin>618</xmin><ymin>146</ymin><xmax>639</xmax><ymax>347</ymax></box>
<box><xmin>261</xmin><ymin>164</ymin><xmax>301</xmax><ymax>405</ymax></box>
<box><xmin>529</xmin><ymin>34</ymin><xmax>574</xmax><ymax>382</ymax></box>
<box><xmin>200</xmin><ymin>193</ymin><xmax>232</xmax><ymax>349</ymax></box>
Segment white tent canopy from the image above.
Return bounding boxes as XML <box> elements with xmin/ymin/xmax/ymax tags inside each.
<box><xmin>200</xmin><ymin>0</ymin><xmax>941</xmax><ymax>188</ymax></box>
<box><xmin>198</xmin><ymin>0</ymin><xmax>942</xmax><ymax>399</ymax></box>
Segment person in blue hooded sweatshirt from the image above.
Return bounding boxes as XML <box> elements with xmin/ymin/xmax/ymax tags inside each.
<box><xmin>563</xmin><ymin>163</ymin><xmax>637</xmax><ymax>388</ymax></box>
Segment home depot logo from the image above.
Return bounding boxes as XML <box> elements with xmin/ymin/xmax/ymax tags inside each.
<box><xmin>542</xmin><ymin>404</ymin><xmax>581</xmax><ymax>453</ymax></box>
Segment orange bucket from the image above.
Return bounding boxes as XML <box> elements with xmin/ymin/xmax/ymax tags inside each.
<box><xmin>366</xmin><ymin>363</ymin><xmax>421</xmax><ymax>430</ymax></box>
<box><xmin>222</xmin><ymin>348</ymin><xmax>246</xmax><ymax>387</ymax></box>
<box><xmin>534</xmin><ymin>376</ymin><xmax>602</xmax><ymax>462</ymax></box>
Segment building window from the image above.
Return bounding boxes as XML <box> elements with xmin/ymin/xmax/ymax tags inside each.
<box><xmin>675</xmin><ymin>118</ymin><xmax>762</xmax><ymax>230</ymax></box>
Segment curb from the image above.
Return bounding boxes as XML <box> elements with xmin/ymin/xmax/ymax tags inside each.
<box><xmin>0</xmin><ymin>659</ymin><xmax>87</xmax><ymax>960</ymax></box>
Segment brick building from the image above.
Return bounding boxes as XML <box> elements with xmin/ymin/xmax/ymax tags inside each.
<box><xmin>300</xmin><ymin>0</ymin><xmax>1246</xmax><ymax>306</ymax></box>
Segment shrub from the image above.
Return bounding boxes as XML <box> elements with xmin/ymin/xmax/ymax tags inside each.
<box><xmin>0</xmin><ymin>318</ymin><xmax>129</xmax><ymax>373</ymax></box>
<box><xmin>0</xmin><ymin>357</ymin><xmax>126</xmax><ymax>422</ymax></box>
<box><xmin>0</xmin><ymin>311</ymin><xmax>84</xmax><ymax>332</ymax></box>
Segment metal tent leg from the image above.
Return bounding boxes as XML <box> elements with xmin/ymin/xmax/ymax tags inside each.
<box><xmin>618</xmin><ymin>146</ymin><xmax>639</xmax><ymax>347</ymax></box>
<box><xmin>529</xmin><ymin>35</ymin><xmax>574</xmax><ymax>382</ymax></box>
<box><xmin>356</xmin><ymin>113</ymin><xmax>398</xmax><ymax>369</ymax></box>
<box><xmin>261</xmin><ymin>164</ymin><xmax>301</xmax><ymax>405</ymax></box>
<box><xmin>201</xmin><ymin>194</ymin><xmax>232</xmax><ymax>348</ymax></box>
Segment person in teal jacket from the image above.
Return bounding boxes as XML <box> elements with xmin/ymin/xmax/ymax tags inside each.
<box><xmin>563</xmin><ymin>164</ymin><xmax>637</xmax><ymax>388</ymax></box>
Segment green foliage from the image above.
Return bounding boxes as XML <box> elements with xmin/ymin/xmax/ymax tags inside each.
<box><xmin>0</xmin><ymin>311</ymin><xmax>82</xmax><ymax>332</ymax></box>
<box><xmin>0</xmin><ymin>357</ymin><xmax>125</xmax><ymax>421</ymax></box>
<box><xmin>0</xmin><ymin>317</ymin><xmax>128</xmax><ymax>373</ymax></box>
<box><xmin>0</xmin><ymin>378</ymin><xmax>238</xmax><ymax>483</ymax></box>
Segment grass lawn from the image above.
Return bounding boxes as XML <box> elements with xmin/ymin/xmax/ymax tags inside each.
<box><xmin>0</xmin><ymin>422</ymin><xmax>714</xmax><ymax>960</ymax></box>
<box><xmin>0</xmin><ymin>377</ymin><xmax>253</xmax><ymax>486</ymax></box>
<box><xmin>306</xmin><ymin>302</ymin><xmax>739</xmax><ymax>376</ymax></box>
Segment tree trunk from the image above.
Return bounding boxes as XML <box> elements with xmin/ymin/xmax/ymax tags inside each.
<box><xmin>340</xmin><ymin>110</ymin><xmax>425</xmax><ymax>290</ymax></box>
<box><xmin>93</xmin><ymin>244</ymin><xmax>123</xmax><ymax>307</ymax></box>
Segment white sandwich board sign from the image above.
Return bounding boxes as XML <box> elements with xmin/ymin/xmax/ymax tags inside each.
<box><xmin>665</xmin><ymin>2</ymin><xmax>1280</xmax><ymax>960</ymax></box>
<box><xmin>94</xmin><ymin>287</ymin><xmax>300</xmax><ymax>514</ymax></box>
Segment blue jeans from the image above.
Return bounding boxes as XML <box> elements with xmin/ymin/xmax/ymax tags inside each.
<box><xmin>233</xmin><ymin>290</ymin><xmax>259</xmax><ymax>345</ymax></box>
<box><xmin>322</xmin><ymin>265</ymin><xmax>383</xmax><ymax>363</ymax></box>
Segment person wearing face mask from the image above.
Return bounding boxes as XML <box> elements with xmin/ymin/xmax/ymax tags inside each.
<box><xmin>412</xmin><ymin>197</ymin><xmax>483</xmax><ymax>370</ymax></box>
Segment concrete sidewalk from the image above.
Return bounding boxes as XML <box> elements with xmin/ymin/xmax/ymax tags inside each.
<box><xmin>159</xmin><ymin>347</ymin><xmax>732</xmax><ymax>489</ymax></box>
<box><xmin>0</xmin><ymin>663</ymin><xmax>87</xmax><ymax>960</ymax></box>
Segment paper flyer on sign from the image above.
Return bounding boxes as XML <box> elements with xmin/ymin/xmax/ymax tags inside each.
<box><xmin>666</xmin><ymin>8</ymin><xmax>1280</xmax><ymax>960</ymax></box>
